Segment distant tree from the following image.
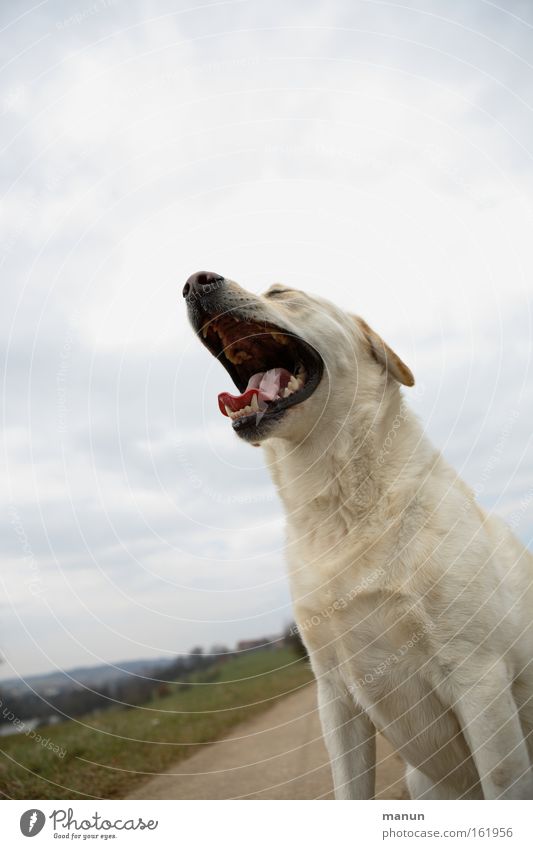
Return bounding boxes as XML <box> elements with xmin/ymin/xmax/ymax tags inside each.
<box><xmin>159</xmin><ymin>656</ymin><xmax>186</xmax><ymax>682</ymax></box>
<box><xmin>209</xmin><ymin>644</ymin><xmax>229</xmax><ymax>657</ymax></box>
<box><xmin>283</xmin><ymin>624</ymin><xmax>308</xmax><ymax>659</ymax></box>
<box><xmin>187</xmin><ymin>646</ymin><xmax>209</xmax><ymax>673</ymax></box>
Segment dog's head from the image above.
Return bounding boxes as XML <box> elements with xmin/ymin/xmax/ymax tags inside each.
<box><xmin>183</xmin><ymin>271</ymin><xmax>414</xmax><ymax>444</ymax></box>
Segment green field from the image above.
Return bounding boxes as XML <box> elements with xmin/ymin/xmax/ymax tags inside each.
<box><xmin>0</xmin><ymin>648</ymin><xmax>313</xmax><ymax>800</ymax></box>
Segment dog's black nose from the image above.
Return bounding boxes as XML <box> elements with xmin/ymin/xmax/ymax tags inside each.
<box><xmin>183</xmin><ymin>271</ymin><xmax>225</xmax><ymax>299</ymax></box>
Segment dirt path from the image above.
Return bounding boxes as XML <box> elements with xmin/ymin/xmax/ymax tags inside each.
<box><xmin>128</xmin><ymin>683</ymin><xmax>408</xmax><ymax>800</ymax></box>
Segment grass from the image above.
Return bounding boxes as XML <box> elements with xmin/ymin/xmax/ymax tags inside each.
<box><xmin>0</xmin><ymin>648</ymin><xmax>313</xmax><ymax>799</ymax></box>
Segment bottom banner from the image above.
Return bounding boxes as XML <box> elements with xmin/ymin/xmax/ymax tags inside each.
<box><xmin>1</xmin><ymin>799</ymin><xmax>530</xmax><ymax>848</ymax></box>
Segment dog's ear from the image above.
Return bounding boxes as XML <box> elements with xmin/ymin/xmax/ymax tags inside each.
<box><xmin>354</xmin><ymin>316</ymin><xmax>415</xmax><ymax>387</ymax></box>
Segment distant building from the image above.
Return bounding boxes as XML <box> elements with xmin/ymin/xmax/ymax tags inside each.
<box><xmin>236</xmin><ymin>635</ymin><xmax>284</xmax><ymax>653</ymax></box>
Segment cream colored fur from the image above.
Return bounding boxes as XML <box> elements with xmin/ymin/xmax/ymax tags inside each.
<box><xmin>213</xmin><ymin>279</ymin><xmax>533</xmax><ymax>800</ymax></box>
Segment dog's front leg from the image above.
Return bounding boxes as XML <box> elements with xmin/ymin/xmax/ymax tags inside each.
<box><xmin>316</xmin><ymin>672</ymin><xmax>376</xmax><ymax>799</ymax></box>
<box><xmin>450</xmin><ymin>663</ymin><xmax>533</xmax><ymax>800</ymax></box>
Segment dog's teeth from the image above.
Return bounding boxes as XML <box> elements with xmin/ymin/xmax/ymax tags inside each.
<box><xmin>225</xmin><ymin>405</ymin><xmax>233</xmax><ymax>417</ymax></box>
<box><xmin>250</xmin><ymin>394</ymin><xmax>259</xmax><ymax>411</ymax></box>
<box><xmin>233</xmin><ymin>404</ymin><xmax>253</xmax><ymax>418</ymax></box>
<box><xmin>226</xmin><ymin>349</ymin><xmax>251</xmax><ymax>365</ymax></box>
<box><xmin>288</xmin><ymin>376</ymin><xmax>299</xmax><ymax>391</ymax></box>
<box><xmin>282</xmin><ymin>388</ymin><xmax>291</xmax><ymax>398</ymax></box>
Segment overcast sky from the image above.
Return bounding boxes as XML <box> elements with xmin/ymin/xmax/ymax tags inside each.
<box><xmin>1</xmin><ymin>0</ymin><xmax>533</xmax><ymax>681</ymax></box>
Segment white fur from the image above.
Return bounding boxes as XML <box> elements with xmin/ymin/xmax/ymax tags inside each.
<box><xmin>215</xmin><ymin>280</ymin><xmax>533</xmax><ymax>800</ymax></box>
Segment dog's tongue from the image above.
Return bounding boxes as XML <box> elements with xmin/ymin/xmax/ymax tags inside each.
<box><xmin>218</xmin><ymin>368</ymin><xmax>292</xmax><ymax>416</ymax></box>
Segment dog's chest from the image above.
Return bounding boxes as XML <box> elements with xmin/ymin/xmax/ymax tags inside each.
<box><xmin>292</xmin><ymin>578</ymin><xmax>459</xmax><ymax>764</ymax></box>
<box><xmin>286</xmin><ymin>522</ymin><xmax>395</xmax><ymax>636</ymax></box>
<box><xmin>290</xmin><ymin>553</ymin><xmax>436</xmax><ymax>697</ymax></box>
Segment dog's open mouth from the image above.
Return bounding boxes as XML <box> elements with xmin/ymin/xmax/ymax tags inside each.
<box><xmin>197</xmin><ymin>312</ymin><xmax>323</xmax><ymax>433</ymax></box>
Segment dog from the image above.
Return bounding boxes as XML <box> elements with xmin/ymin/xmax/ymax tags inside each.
<box><xmin>184</xmin><ymin>270</ymin><xmax>533</xmax><ymax>800</ymax></box>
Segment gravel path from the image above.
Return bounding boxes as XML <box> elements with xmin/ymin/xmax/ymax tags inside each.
<box><xmin>128</xmin><ymin>683</ymin><xmax>408</xmax><ymax>800</ymax></box>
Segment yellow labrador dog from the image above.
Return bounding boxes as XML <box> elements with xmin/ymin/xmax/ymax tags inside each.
<box><xmin>184</xmin><ymin>271</ymin><xmax>533</xmax><ymax>800</ymax></box>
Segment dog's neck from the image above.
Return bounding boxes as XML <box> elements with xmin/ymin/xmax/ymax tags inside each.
<box><xmin>262</xmin><ymin>386</ymin><xmax>432</xmax><ymax>536</ymax></box>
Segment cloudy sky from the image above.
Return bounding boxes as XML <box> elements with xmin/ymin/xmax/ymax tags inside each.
<box><xmin>1</xmin><ymin>0</ymin><xmax>532</xmax><ymax>681</ymax></box>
